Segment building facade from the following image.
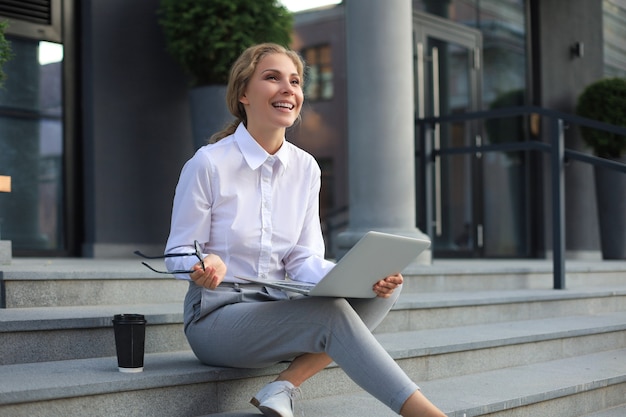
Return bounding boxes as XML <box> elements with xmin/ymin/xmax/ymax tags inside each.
<box><xmin>0</xmin><ymin>0</ymin><xmax>624</xmax><ymax>259</ymax></box>
<box><xmin>291</xmin><ymin>0</ymin><xmax>626</xmax><ymax>259</ymax></box>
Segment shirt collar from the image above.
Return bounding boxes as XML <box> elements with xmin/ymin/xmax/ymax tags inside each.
<box><xmin>234</xmin><ymin>123</ymin><xmax>290</xmax><ymax>171</ymax></box>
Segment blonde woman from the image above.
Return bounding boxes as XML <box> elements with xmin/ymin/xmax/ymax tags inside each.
<box><xmin>164</xmin><ymin>43</ymin><xmax>447</xmax><ymax>417</ymax></box>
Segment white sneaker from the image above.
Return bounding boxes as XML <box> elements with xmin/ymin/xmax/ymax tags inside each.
<box><xmin>250</xmin><ymin>380</ymin><xmax>301</xmax><ymax>417</ymax></box>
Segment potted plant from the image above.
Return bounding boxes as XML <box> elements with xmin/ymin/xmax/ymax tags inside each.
<box><xmin>576</xmin><ymin>77</ymin><xmax>626</xmax><ymax>259</ymax></box>
<box><xmin>158</xmin><ymin>0</ymin><xmax>293</xmax><ymax>149</ymax></box>
<box><xmin>0</xmin><ymin>20</ymin><xmax>13</xmax><ymax>87</ymax></box>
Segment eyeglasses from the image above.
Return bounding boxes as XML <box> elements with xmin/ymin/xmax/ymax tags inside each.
<box><xmin>134</xmin><ymin>240</ymin><xmax>205</xmax><ymax>274</ymax></box>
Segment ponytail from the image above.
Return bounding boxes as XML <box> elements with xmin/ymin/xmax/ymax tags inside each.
<box><xmin>209</xmin><ymin>119</ymin><xmax>240</xmax><ymax>143</ymax></box>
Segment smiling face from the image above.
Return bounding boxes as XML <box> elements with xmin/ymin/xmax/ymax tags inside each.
<box><xmin>239</xmin><ymin>52</ymin><xmax>304</xmax><ymax>138</ymax></box>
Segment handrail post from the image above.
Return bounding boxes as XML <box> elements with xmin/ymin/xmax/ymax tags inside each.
<box><xmin>551</xmin><ymin>118</ymin><xmax>566</xmax><ymax>289</ymax></box>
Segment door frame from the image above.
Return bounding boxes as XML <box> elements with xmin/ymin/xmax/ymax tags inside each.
<box><xmin>413</xmin><ymin>11</ymin><xmax>484</xmax><ymax>257</ymax></box>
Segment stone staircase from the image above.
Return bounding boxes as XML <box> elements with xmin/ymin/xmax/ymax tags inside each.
<box><xmin>1</xmin><ymin>258</ymin><xmax>625</xmax><ymax>417</ymax></box>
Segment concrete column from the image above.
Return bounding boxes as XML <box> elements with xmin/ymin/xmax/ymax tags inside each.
<box><xmin>338</xmin><ymin>0</ymin><xmax>431</xmax><ymax>263</ymax></box>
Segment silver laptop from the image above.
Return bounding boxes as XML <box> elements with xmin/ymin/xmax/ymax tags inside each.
<box><xmin>235</xmin><ymin>231</ymin><xmax>430</xmax><ymax>298</ymax></box>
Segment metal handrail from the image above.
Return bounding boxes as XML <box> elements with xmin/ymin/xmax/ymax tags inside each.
<box><xmin>417</xmin><ymin>105</ymin><xmax>626</xmax><ymax>289</ymax></box>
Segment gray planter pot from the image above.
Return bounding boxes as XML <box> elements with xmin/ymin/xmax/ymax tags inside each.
<box><xmin>189</xmin><ymin>85</ymin><xmax>233</xmax><ymax>150</ymax></box>
<box><xmin>594</xmin><ymin>155</ymin><xmax>626</xmax><ymax>259</ymax></box>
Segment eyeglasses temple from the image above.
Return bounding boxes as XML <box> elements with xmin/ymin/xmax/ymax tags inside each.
<box><xmin>134</xmin><ymin>250</ymin><xmax>196</xmax><ymax>260</ymax></box>
<box><xmin>140</xmin><ymin>261</ymin><xmax>195</xmax><ymax>275</ymax></box>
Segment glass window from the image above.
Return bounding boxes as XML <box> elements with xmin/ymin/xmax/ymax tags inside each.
<box><xmin>0</xmin><ymin>37</ymin><xmax>65</xmax><ymax>251</ymax></box>
<box><xmin>603</xmin><ymin>0</ymin><xmax>626</xmax><ymax>77</ymax></box>
<box><xmin>414</xmin><ymin>0</ymin><xmax>528</xmax><ymax>111</ymax></box>
<box><xmin>302</xmin><ymin>44</ymin><xmax>334</xmax><ymax>101</ymax></box>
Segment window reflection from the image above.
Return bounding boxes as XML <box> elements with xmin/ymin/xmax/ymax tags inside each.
<box><xmin>413</xmin><ymin>0</ymin><xmax>527</xmax><ymax>109</ymax></box>
<box><xmin>603</xmin><ymin>0</ymin><xmax>626</xmax><ymax>77</ymax></box>
<box><xmin>0</xmin><ymin>37</ymin><xmax>64</xmax><ymax>251</ymax></box>
<box><xmin>303</xmin><ymin>44</ymin><xmax>334</xmax><ymax>101</ymax></box>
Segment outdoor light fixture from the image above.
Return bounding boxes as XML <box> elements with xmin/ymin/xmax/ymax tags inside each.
<box><xmin>571</xmin><ymin>41</ymin><xmax>584</xmax><ymax>59</ymax></box>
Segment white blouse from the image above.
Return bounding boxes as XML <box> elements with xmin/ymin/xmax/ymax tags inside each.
<box><xmin>165</xmin><ymin>123</ymin><xmax>335</xmax><ymax>283</ymax></box>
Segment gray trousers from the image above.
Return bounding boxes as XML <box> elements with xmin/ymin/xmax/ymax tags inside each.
<box><xmin>183</xmin><ymin>282</ymin><xmax>419</xmax><ymax>414</ymax></box>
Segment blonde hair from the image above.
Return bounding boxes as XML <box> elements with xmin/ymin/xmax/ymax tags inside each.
<box><xmin>210</xmin><ymin>43</ymin><xmax>305</xmax><ymax>143</ymax></box>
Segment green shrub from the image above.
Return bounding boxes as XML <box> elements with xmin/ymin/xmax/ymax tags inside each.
<box><xmin>0</xmin><ymin>20</ymin><xmax>13</xmax><ymax>87</ymax></box>
<box><xmin>158</xmin><ymin>0</ymin><xmax>293</xmax><ymax>87</ymax></box>
<box><xmin>576</xmin><ymin>77</ymin><xmax>626</xmax><ymax>158</ymax></box>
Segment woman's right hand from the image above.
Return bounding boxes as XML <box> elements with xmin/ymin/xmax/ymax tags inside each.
<box><xmin>189</xmin><ymin>254</ymin><xmax>227</xmax><ymax>290</ymax></box>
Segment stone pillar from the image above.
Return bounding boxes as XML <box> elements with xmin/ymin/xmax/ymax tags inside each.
<box><xmin>338</xmin><ymin>0</ymin><xmax>431</xmax><ymax>263</ymax></box>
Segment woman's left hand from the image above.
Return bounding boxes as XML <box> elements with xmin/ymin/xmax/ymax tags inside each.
<box><xmin>373</xmin><ymin>273</ymin><xmax>403</xmax><ymax>298</ymax></box>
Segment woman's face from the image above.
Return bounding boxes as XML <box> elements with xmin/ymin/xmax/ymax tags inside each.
<box><xmin>239</xmin><ymin>53</ymin><xmax>304</xmax><ymax>132</ymax></box>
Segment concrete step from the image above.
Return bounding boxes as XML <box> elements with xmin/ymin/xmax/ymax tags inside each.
<box><xmin>582</xmin><ymin>405</ymin><xmax>626</xmax><ymax>417</ymax></box>
<box><xmin>2</xmin><ymin>288</ymin><xmax>625</xmax><ymax>365</ymax></box>
<box><xmin>378</xmin><ymin>312</ymin><xmax>626</xmax><ymax>382</ymax></box>
<box><xmin>3</xmin><ymin>259</ymin><xmax>626</xmax><ymax>308</ymax></box>
<box><xmin>2</xmin><ymin>259</ymin><xmax>624</xmax><ymax>417</ymax></box>
<box><xmin>0</xmin><ymin>303</ymin><xmax>188</xmax><ymax>365</ymax></box>
<box><xmin>0</xmin><ymin>259</ymin><xmax>189</xmax><ymax>308</ymax></box>
<box><xmin>2</xmin><ymin>313</ymin><xmax>625</xmax><ymax>414</ymax></box>
<box><xmin>401</xmin><ymin>259</ymin><xmax>626</xmax><ymax>292</ymax></box>
<box><xmin>207</xmin><ymin>349</ymin><xmax>626</xmax><ymax>417</ymax></box>
<box><xmin>2</xmin><ymin>347</ymin><xmax>624</xmax><ymax>417</ymax></box>
<box><xmin>377</xmin><ymin>286</ymin><xmax>626</xmax><ymax>332</ymax></box>
<box><xmin>400</xmin><ymin>348</ymin><xmax>626</xmax><ymax>417</ymax></box>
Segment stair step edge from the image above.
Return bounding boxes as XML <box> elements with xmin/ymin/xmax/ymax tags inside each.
<box><xmin>3</xmin><ymin>286</ymin><xmax>626</xmax><ymax>331</ymax></box>
<box><xmin>206</xmin><ymin>349</ymin><xmax>626</xmax><ymax>417</ymax></box>
<box><xmin>2</xmin><ymin>313</ymin><xmax>626</xmax><ymax>405</ymax></box>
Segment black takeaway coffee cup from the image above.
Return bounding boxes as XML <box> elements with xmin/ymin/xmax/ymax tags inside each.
<box><xmin>112</xmin><ymin>314</ymin><xmax>147</xmax><ymax>373</ymax></box>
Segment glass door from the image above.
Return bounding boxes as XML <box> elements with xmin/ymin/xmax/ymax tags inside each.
<box><xmin>414</xmin><ymin>12</ymin><xmax>483</xmax><ymax>257</ymax></box>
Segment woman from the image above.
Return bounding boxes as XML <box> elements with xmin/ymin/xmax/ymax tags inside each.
<box><xmin>164</xmin><ymin>43</ymin><xmax>446</xmax><ymax>417</ymax></box>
